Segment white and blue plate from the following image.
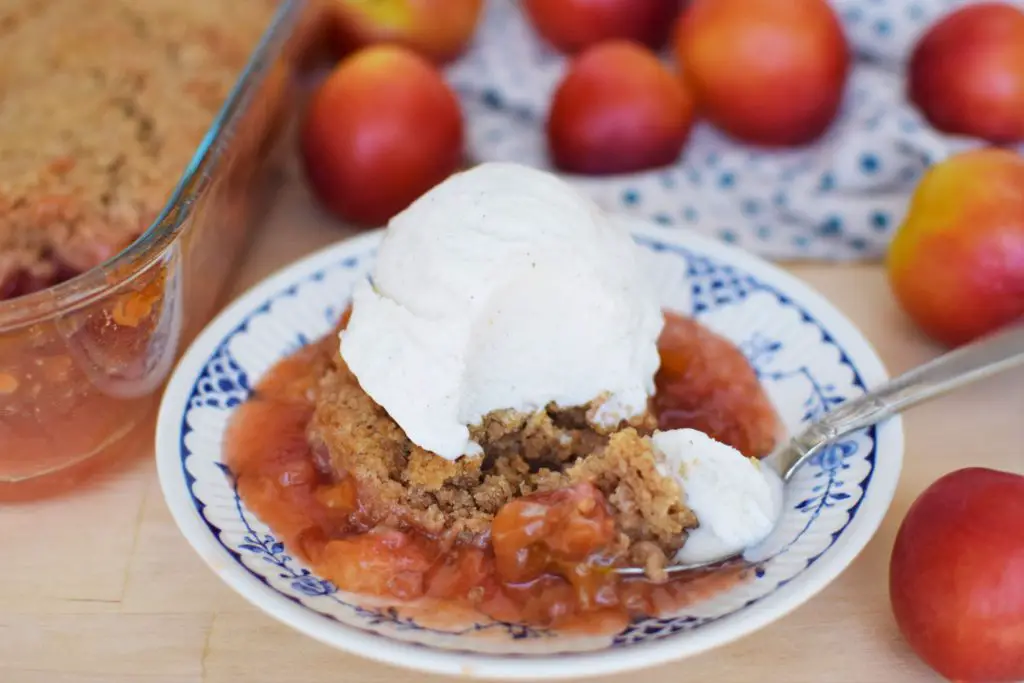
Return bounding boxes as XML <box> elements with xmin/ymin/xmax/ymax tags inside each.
<box><xmin>156</xmin><ymin>219</ymin><xmax>902</xmax><ymax>679</ymax></box>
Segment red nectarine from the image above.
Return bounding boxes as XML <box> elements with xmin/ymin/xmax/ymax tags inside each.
<box><xmin>329</xmin><ymin>0</ymin><xmax>484</xmax><ymax>64</ymax></box>
<box><xmin>300</xmin><ymin>45</ymin><xmax>464</xmax><ymax>226</ymax></box>
<box><xmin>909</xmin><ymin>3</ymin><xmax>1024</xmax><ymax>144</ymax></box>
<box><xmin>886</xmin><ymin>148</ymin><xmax>1024</xmax><ymax>347</ymax></box>
<box><xmin>546</xmin><ymin>41</ymin><xmax>694</xmax><ymax>175</ymax></box>
<box><xmin>889</xmin><ymin>467</ymin><xmax>1024</xmax><ymax>682</ymax></box>
<box><xmin>673</xmin><ymin>0</ymin><xmax>850</xmax><ymax>147</ymax></box>
<box><xmin>522</xmin><ymin>0</ymin><xmax>682</xmax><ymax>54</ymax></box>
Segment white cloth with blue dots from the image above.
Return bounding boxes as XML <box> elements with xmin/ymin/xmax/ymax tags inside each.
<box><xmin>445</xmin><ymin>0</ymin><xmax>1022</xmax><ymax>261</ymax></box>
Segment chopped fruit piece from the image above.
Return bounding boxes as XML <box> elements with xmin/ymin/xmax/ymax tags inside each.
<box><xmin>655</xmin><ymin>312</ymin><xmax>779</xmax><ymax>457</ymax></box>
<box><xmin>426</xmin><ymin>547</ymin><xmax>494</xmax><ymax>601</ymax></box>
<box><xmin>321</xmin><ymin>529</ymin><xmax>435</xmax><ymax>600</ymax></box>
<box><xmin>0</xmin><ymin>374</ymin><xmax>18</xmax><ymax>394</ymax></box>
<box><xmin>225</xmin><ymin>400</ymin><xmax>315</xmax><ymax>483</ymax></box>
<box><xmin>492</xmin><ymin>483</ymin><xmax>618</xmax><ymax>584</ymax></box>
<box><xmin>314</xmin><ymin>477</ymin><xmax>359</xmax><ymax>513</ymax></box>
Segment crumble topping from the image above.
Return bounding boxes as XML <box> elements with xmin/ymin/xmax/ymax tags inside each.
<box><xmin>308</xmin><ymin>350</ymin><xmax>699</xmax><ymax>578</ymax></box>
<box><xmin>0</xmin><ymin>0</ymin><xmax>277</xmax><ymax>298</ymax></box>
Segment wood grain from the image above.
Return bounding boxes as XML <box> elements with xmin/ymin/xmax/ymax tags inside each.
<box><xmin>2</xmin><ymin>172</ymin><xmax>1021</xmax><ymax>683</ymax></box>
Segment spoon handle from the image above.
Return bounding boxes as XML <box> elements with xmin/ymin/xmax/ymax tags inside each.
<box><xmin>778</xmin><ymin>317</ymin><xmax>1024</xmax><ymax>478</ymax></box>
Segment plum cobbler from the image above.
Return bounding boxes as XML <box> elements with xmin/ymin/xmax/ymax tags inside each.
<box><xmin>226</xmin><ymin>310</ymin><xmax>779</xmax><ymax>632</ymax></box>
<box><xmin>225</xmin><ymin>163</ymin><xmax>782</xmax><ymax>633</ymax></box>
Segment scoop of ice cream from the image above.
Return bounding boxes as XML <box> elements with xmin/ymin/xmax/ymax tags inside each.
<box><xmin>340</xmin><ymin>162</ymin><xmax>665</xmax><ymax>460</ymax></box>
<box><xmin>652</xmin><ymin>429</ymin><xmax>784</xmax><ymax>564</ymax></box>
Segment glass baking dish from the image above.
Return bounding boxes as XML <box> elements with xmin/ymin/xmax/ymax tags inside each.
<box><xmin>0</xmin><ymin>0</ymin><xmax>327</xmax><ymax>496</ymax></box>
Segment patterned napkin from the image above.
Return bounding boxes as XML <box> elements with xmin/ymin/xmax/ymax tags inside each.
<box><xmin>446</xmin><ymin>0</ymin><xmax>1020</xmax><ymax>261</ymax></box>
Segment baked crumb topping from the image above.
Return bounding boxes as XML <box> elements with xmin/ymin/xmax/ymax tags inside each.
<box><xmin>0</xmin><ymin>0</ymin><xmax>277</xmax><ymax>298</ymax></box>
<box><xmin>308</xmin><ymin>350</ymin><xmax>698</xmax><ymax>578</ymax></box>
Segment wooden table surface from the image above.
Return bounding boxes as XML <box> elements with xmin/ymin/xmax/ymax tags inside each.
<box><xmin>2</xmin><ymin>174</ymin><xmax>1022</xmax><ymax>683</ymax></box>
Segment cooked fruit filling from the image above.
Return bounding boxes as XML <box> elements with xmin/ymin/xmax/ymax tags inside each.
<box><xmin>227</xmin><ymin>163</ymin><xmax>783</xmax><ymax>632</ymax></box>
<box><xmin>226</xmin><ymin>310</ymin><xmax>779</xmax><ymax>630</ymax></box>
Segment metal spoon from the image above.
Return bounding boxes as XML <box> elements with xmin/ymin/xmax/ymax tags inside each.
<box><xmin>616</xmin><ymin>317</ymin><xmax>1024</xmax><ymax>578</ymax></box>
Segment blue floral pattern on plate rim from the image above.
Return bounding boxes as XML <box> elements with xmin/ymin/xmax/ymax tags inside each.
<box><xmin>156</xmin><ymin>223</ymin><xmax>902</xmax><ymax>680</ymax></box>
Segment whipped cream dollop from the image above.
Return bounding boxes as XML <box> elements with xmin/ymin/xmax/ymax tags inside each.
<box><xmin>340</xmin><ymin>162</ymin><xmax>665</xmax><ymax>460</ymax></box>
<box><xmin>653</xmin><ymin>429</ymin><xmax>784</xmax><ymax>564</ymax></box>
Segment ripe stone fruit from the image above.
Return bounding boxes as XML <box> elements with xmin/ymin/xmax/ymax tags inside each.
<box><xmin>673</xmin><ymin>0</ymin><xmax>849</xmax><ymax>146</ymax></box>
<box><xmin>328</xmin><ymin>0</ymin><xmax>484</xmax><ymax>64</ymax></box>
<box><xmin>886</xmin><ymin>148</ymin><xmax>1024</xmax><ymax>347</ymax></box>
<box><xmin>908</xmin><ymin>3</ymin><xmax>1024</xmax><ymax>144</ymax></box>
<box><xmin>889</xmin><ymin>468</ymin><xmax>1024</xmax><ymax>682</ymax></box>
<box><xmin>546</xmin><ymin>41</ymin><xmax>694</xmax><ymax>175</ymax></box>
<box><xmin>522</xmin><ymin>0</ymin><xmax>682</xmax><ymax>54</ymax></box>
<box><xmin>300</xmin><ymin>45</ymin><xmax>463</xmax><ymax>227</ymax></box>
